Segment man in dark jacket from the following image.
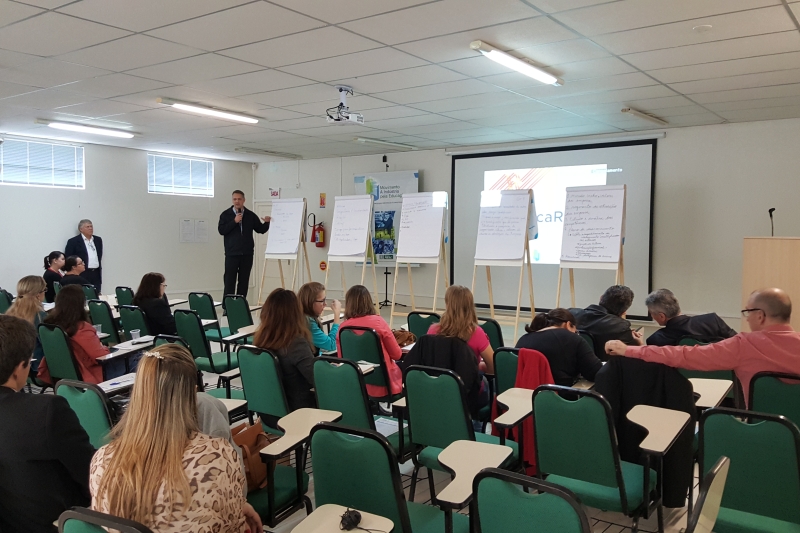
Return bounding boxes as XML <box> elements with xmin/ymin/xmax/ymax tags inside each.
<box><xmin>64</xmin><ymin>219</ymin><xmax>103</xmax><ymax>293</ymax></box>
<box><xmin>570</xmin><ymin>285</ymin><xmax>643</xmax><ymax>360</ymax></box>
<box><xmin>645</xmin><ymin>288</ymin><xmax>737</xmax><ymax>346</ymax></box>
<box><xmin>0</xmin><ymin>315</ymin><xmax>95</xmax><ymax>533</ymax></box>
<box><xmin>218</xmin><ymin>190</ymin><xmax>270</xmax><ymax>299</ymax></box>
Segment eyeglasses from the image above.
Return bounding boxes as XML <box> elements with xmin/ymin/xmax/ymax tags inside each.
<box><xmin>314</xmin><ymin>298</ymin><xmax>326</xmax><ymax>304</ymax></box>
<box><xmin>161</xmin><ymin>283</ymin><xmax>168</xmax><ymax>287</ymax></box>
<box><xmin>741</xmin><ymin>308</ymin><xmax>763</xmax><ymax>317</ymax></box>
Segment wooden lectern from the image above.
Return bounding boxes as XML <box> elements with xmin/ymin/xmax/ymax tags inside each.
<box><xmin>742</xmin><ymin>237</ymin><xmax>800</xmax><ymax>331</ymax></box>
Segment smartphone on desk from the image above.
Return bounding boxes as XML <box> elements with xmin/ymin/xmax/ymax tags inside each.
<box><xmin>132</xmin><ymin>338</ymin><xmax>151</xmax><ymax>345</ymax></box>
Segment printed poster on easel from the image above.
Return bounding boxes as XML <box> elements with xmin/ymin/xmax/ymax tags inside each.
<box><xmin>354</xmin><ymin>170</ymin><xmax>419</xmax><ymax>264</ymax></box>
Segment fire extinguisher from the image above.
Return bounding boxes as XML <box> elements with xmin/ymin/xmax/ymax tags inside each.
<box><xmin>308</xmin><ymin>214</ymin><xmax>325</xmax><ymax>248</ymax></box>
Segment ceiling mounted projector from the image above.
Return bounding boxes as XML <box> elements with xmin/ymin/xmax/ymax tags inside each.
<box><xmin>326</xmin><ymin>86</ymin><xmax>364</xmax><ymax>125</ymax></box>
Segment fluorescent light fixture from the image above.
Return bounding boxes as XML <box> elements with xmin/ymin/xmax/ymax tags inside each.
<box><xmin>621</xmin><ymin>107</ymin><xmax>669</xmax><ymax>126</ymax></box>
<box><xmin>234</xmin><ymin>147</ymin><xmax>302</xmax><ymax>160</ymax></box>
<box><xmin>470</xmin><ymin>40</ymin><xmax>563</xmax><ymax>86</ymax></box>
<box><xmin>480</xmin><ymin>190</ymin><xmax>502</xmax><ymax>207</ymax></box>
<box><xmin>35</xmin><ymin>119</ymin><xmax>134</xmax><ymax>138</ymax></box>
<box><xmin>157</xmin><ymin>98</ymin><xmax>259</xmax><ymax>124</ymax></box>
<box><xmin>432</xmin><ymin>191</ymin><xmax>448</xmax><ymax>208</ymax></box>
<box><xmin>354</xmin><ymin>137</ymin><xmax>418</xmax><ymax>151</ymax></box>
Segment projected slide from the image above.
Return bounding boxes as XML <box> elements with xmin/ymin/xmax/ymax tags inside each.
<box><xmin>484</xmin><ymin>165</ymin><xmax>607</xmax><ymax>264</ymax></box>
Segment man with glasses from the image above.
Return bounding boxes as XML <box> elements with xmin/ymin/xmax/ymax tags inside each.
<box><xmin>65</xmin><ymin>219</ymin><xmax>104</xmax><ymax>293</ymax></box>
<box><xmin>606</xmin><ymin>287</ymin><xmax>800</xmax><ymax>405</ymax></box>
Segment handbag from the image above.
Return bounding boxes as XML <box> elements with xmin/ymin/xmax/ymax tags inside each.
<box><xmin>392</xmin><ymin>329</ymin><xmax>416</xmax><ymax>347</ymax></box>
<box><xmin>232</xmin><ymin>418</ymin><xmax>272</xmax><ymax>492</ymax></box>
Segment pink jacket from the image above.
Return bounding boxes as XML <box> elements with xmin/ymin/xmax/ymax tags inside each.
<box><xmin>336</xmin><ymin>314</ymin><xmax>403</xmax><ymax>397</ymax></box>
<box><xmin>626</xmin><ymin>324</ymin><xmax>800</xmax><ymax>406</ymax></box>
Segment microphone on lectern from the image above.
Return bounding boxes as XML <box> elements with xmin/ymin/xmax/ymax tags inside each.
<box><xmin>769</xmin><ymin>208</ymin><xmax>776</xmax><ymax>237</ymax></box>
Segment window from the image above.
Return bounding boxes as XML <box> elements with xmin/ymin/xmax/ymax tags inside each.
<box><xmin>148</xmin><ymin>153</ymin><xmax>214</xmax><ymax>197</ymax></box>
<box><xmin>0</xmin><ymin>138</ymin><xmax>84</xmax><ymax>189</ymax></box>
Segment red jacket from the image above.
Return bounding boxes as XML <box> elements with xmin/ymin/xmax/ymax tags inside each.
<box><xmin>38</xmin><ymin>322</ymin><xmax>109</xmax><ymax>385</ymax></box>
<box><xmin>508</xmin><ymin>348</ymin><xmax>554</xmax><ymax>475</ymax></box>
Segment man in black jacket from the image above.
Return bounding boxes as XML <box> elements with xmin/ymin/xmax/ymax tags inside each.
<box><xmin>645</xmin><ymin>288</ymin><xmax>737</xmax><ymax>346</ymax></box>
<box><xmin>64</xmin><ymin>219</ymin><xmax>103</xmax><ymax>293</ymax></box>
<box><xmin>218</xmin><ymin>190</ymin><xmax>270</xmax><ymax>299</ymax></box>
<box><xmin>0</xmin><ymin>315</ymin><xmax>95</xmax><ymax>533</ymax></box>
<box><xmin>570</xmin><ymin>285</ymin><xmax>643</xmax><ymax>360</ymax></box>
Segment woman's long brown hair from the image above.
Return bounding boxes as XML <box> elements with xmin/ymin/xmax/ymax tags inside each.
<box><xmin>298</xmin><ymin>282</ymin><xmax>325</xmax><ymax>323</ymax></box>
<box><xmin>43</xmin><ymin>284</ymin><xmax>89</xmax><ymax>336</ymax></box>
<box><xmin>436</xmin><ymin>285</ymin><xmax>478</xmax><ymax>342</ymax></box>
<box><xmin>6</xmin><ymin>276</ymin><xmax>45</xmax><ymax>324</ymax></box>
<box><xmin>344</xmin><ymin>285</ymin><xmax>376</xmax><ymax>319</ymax></box>
<box><xmin>94</xmin><ymin>344</ymin><xmax>199</xmax><ymax>526</ymax></box>
<box><xmin>254</xmin><ymin>288</ymin><xmax>311</xmax><ymax>351</ymax></box>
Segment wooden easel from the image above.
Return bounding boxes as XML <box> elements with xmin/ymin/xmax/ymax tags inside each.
<box><xmin>556</xmin><ymin>244</ymin><xmax>625</xmax><ymax>307</ymax></box>
<box><xmin>389</xmin><ymin>231</ymin><xmax>449</xmax><ymax>328</ymax></box>
<box><xmin>325</xmin><ymin>229</ymin><xmax>379</xmax><ymax>306</ymax></box>
<box><xmin>257</xmin><ymin>199</ymin><xmax>312</xmax><ymax>303</ymax></box>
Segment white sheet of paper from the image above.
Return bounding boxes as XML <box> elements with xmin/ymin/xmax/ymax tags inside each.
<box><xmin>180</xmin><ymin>218</ymin><xmax>194</xmax><ymax>243</ymax></box>
<box><xmin>396</xmin><ymin>192</ymin><xmax>446</xmax><ymax>259</ymax></box>
<box><xmin>328</xmin><ymin>195</ymin><xmax>372</xmax><ymax>257</ymax></box>
<box><xmin>374</xmin><ymin>417</ymin><xmax>408</xmax><ymax>437</ymax></box>
<box><xmin>265</xmin><ymin>199</ymin><xmax>305</xmax><ymax>255</ymax></box>
<box><xmin>560</xmin><ymin>185</ymin><xmax>625</xmax><ymax>263</ymax></box>
<box><xmin>474</xmin><ymin>190</ymin><xmax>530</xmax><ymax>261</ymax></box>
<box><xmin>194</xmin><ymin>219</ymin><xmax>208</xmax><ymax>242</ymax></box>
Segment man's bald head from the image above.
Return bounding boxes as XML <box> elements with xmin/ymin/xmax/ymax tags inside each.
<box><xmin>750</xmin><ymin>288</ymin><xmax>792</xmax><ymax>323</ymax></box>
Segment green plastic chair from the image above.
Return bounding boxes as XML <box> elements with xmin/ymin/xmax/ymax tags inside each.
<box><xmin>82</xmin><ymin>284</ymin><xmax>99</xmax><ymax>301</ymax></box>
<box><xmin>189</xmin><ymin>292</ymin><xmax>230</xmax><ymax>343</ymax></box>
<box><xmin>403</xmin><ymin>365</ymin><xmax>519</xmax><ymax>503</ymax></box>
<box><xmin>339</xmin><ymin>326</ymin><xmax>400</xmax><ymax>403</ymax></box>
<box><xmin>174</xmin><ymin>309</ymin><xmax>241</xmax><ymax>399</ymax></box>
<box><xmin>699</xmin><ymin>407</ymin><xmax>800</xmax><ymax>533</ymax></box>
<box><xmin>38</xmin><ymin>324</ymin><xmax>82</xmax><ymax>382</ymax></box>
<box><xmin>237</xmin><ymin>345</ymin><xmax>288</xmax><ymax>435</ymax></box>
<box><xmin>478</xmin><ymin>317</ymin><xmax>504</xmax><ymax>351</ymax></box>
<box><xmin>314</xmin><ymin>356</ymin><xmax>411</xmax><ymax>460</ymax></box>
<box><xmin>533</xmin><ymin>385</ymin><xmax>660</xmax><ymax>532</ymax></box>
<box><xmin>87</xmin><ymin>299</ymin><xmax>120</xmax><ymax>345</ymax></box>
<box><xmin>115</xmin><ymin>286</ymin><xmax>134</xmax><ymax>307</ymax></box>
<box><xmin>55</xmin><ymin>380</ymin><xmax>112</xmax><ymax>449</ymax></box>
<box><xmin>153</xmin><ymin>334</ymin><xmax>188</xmax><ymax>347</ymax></box>
<box><xmin>310</xmin><ymin>422</ymin><xmax>470</xmax><ymax>533</ymax></box>
<box><xmin>494</xmin><ymin>347</ymin><xmax>519</xmax><ymax>396</ymax></box>
<box><xmin>0</xmin><ymin>289</ymin><xmax>12</xmax><ymax>313</ymax></box>
<box><xmin>59</xmin><ymin>507</ymin><xmax>153</xmax><ymax>533</ymax></box>
<box><xmin>118</xmin><ymin>305</ymin><xmax>150</xmax><ymax>340</ymax></box>
<box><xmin>750</xmin><ymin>371</ymin><xmax>800</xmax><ymax>425</ymax></box>
<box><xmin>685</xmin><ymin>456</ymin><xmax>730</xmax><ymax>533</ymax></box>
<box><xmin>578</xmin><ymin>330</ymin><xmax>595</xmax><ymax>353</ymax></box>
<box><xmin>474</xmin><ymin>468</ymin><xmax>591</xmax><ymax>533</ymax></box>
<box><xmin>407</xmin><ymin>311</ymin><xmax>440</xmax><ymax>339</ymax></box>
<box><xmin>224</xmin><ymin>294</ymin><xmax>254</xmax><ymax>335</ymax></box>
<box><xmin>53</xmin><ymin>281</ymin><xmax>62</xmax><ymax>296</ymax></box>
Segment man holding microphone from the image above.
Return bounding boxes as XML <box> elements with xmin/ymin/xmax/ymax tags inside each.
<box><xmin>218</xmin><ymin>190</ymin><xmax>270</xmax><ymax>299</ymax></box>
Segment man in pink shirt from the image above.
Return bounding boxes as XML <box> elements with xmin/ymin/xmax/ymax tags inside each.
<box><xmin>605</xmin><ymin>288</ymin><xmax>800</xmax><ymax>406</ymax></box>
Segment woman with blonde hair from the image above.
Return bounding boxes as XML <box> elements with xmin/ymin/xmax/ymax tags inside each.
<box><xmin>6</xmin><ymin>276</ymin><xmax>47</xmax><ymax>371</ymax></box>
<box><xmin>337</xmin><ymin>285</ymin><xmax>403</xmax><ymax>398</ymax></box>
<box><xmin>90</xmin><ymin>343</ymin><xmax>260</xmax><ymax>533</ymax></box>
<box><xmin>428</xmin><ymin>285</ymin><xmax>495</xmax><ymax>373</ymax></box>
<box><xmin>297</xmin><ymin>281</ymin><xmax>342</xmax><ymax>354</ymax></box>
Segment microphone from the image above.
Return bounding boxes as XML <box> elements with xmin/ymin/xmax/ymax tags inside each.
<box><xmin>769</xmin><ymin>208</ymin><xmax>775</xmax><ymax>237</ymax></box>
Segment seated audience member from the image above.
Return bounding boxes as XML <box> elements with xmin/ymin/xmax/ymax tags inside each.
<box><xmin>645</xmin><ymin>288</ymin><xmax>737</xmax><ymax>346</ymax></box>
<box><xmin>570</xmin><ymin>285</ymin><xmax>643</xmax><ymax>359</ymax></box>
<box><xmin>337</xmin><ymin>285</ymin><xmax>403</xmax><ymax>398</ymax></box>
<box><xmin>6</xmin><ymin>275</ymin><xmax>48</xmax><ymax>372</ymax></box>
<box><xmin>254</xmin><ymin>288</ymin><xmax>316</xmax><ymax>413</ymax></box>
<box><xmin>43</xmin><ymin>250</ymin><xmax>65</xmax><ymax>303</ymax></box>
<box><xmin>606</xmin><ymin>287</ymin><xmax>800</xmax><ymax>406</ymax></box>
<box><xmin>428</xmin><ymin>285</ymin><xmax>494</xmax><ymax>373</ymax></box>
<box><xmin>59</xmin><ymin>255</ymin><xmax>87</xmax><ymax>287</ymax></box>
<box><xmin>90</xmin><ymin>344</ymin><xmax>260</xmax><ymax>533</ymax></box>
<box><xmin>132</xmin><ymin>272</ymin><xmax>177</xmax><ymax>336</ymax></box>
<box><xmin>516</xmin><ymin>308</ymin><xmax>603</xmax><ymax>387</ymax></box>
<box><xmin>38</xmin><ymin>285</ymin><xmax>116</xmax><ymax>385</ymax></box>
<box><xmin>298</xmin><ymin>281</ymin><xmax>341</xmax><ymax>354</ymax></box>
<box><xmin>0</xmin><ymin>314</ymin><xmax>95</xmax><ymax>533</ymax></box>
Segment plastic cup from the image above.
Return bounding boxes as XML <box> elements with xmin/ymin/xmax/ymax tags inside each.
<box><xmin>93</xmin><ymin>324</ymin><xmax>102</xmax><ymax>335</ymax></box>
<box><xmin>131</xmin><ymin>329</ymin><xmax>140</xmax><ymax>340</ymax></box>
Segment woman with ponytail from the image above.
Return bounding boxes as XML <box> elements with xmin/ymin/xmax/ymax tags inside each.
<box><xmin>515</xmin><ymin>308</ymin><xmax>603</xmax><ymax>387</ymax></box>
<box><xmin>42</xmin><ymin>251</ymin><xmax>65</xmax><ymax>303</ymax></box>
<box><xmin>6</xmin><ymin>276</ymin><xmax>47</xmax><ymax>371</ymax></box>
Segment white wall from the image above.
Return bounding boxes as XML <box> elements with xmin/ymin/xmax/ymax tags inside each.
<box><xmin>255</xmin><ymin>117</ymin><xmax>800</xmax><ymax>326</ymax></box>
<box><xmin>0</xmin><ymin>144</ymin><xmax>252</xmax><ymax>300</ymax></box>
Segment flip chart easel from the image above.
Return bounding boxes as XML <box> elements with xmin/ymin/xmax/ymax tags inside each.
<box><xmin>389</xmin><ymin>192</ymin><xmax>450</xmax><ymax>328</ymax></box>
<box><xmin>325</xmin><ymin>195</ymin><xmax>379</xmax><ymax>305</ymax></box>
<box><xmin>471</xmin><ymin>189</ymin><xmax>536</xmax><ymax>334</ymax></box>
<box><xmin>258</xmin><ymin>198</ymin><xmax>312</xmax><ymax>303</ymax></box>
<box><xmin>556</xmin><ymin>184</ymin><xmax>626</xmax><ymax>307</ymax></box>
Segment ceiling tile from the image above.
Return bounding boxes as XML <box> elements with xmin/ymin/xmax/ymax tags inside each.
<box><xmin>258</xmin><ymin>108</ymin><xmax>312</xmax><ymax>121</ymax></box>
<box><xmin>690</xmin><ymin>83</ymin><xmax>800</xmax><ymax>104</ymax></box>
<box><xmin>649</xmin><ymin>51</ymin><xmax>800</xmax><ymax>84</ymax></box>
<box><xmin>441</xmin><ymin>56</ymin><xmax>515</xmax><ymax>78</ymax></box>
<box><xmin>279</xmin><ymin>47</ymin><xmax>428</xmax><ymax>82</ymax></box>
<box><xmin>466</xmin><ymin>109</ymin><xmax>579</xmax><ymax>127</ymax></box>
<box><xmin>542</xmin><ymin>85</ymin><xmax>677</xmax><ymax>107</ymax></box>
<box><xmin>60</xmin><ymin>73</ymin><xmax>172</xmax><ymax>98</ymax></box>
<box><xmin>668</xmin><ymin>68</ymin><xmax>800</xmax><ymax>95</ymax></box>
<box><xmin>720</xmin><ymin>104</ymin><xmax>800</xmax><ymax>122</ymax></box>
<box><xmin>0</xmin><ymin>59</ymin><xmax>111</xmax><ymax>88</ymax></box>
<box><xmin>441</xmin><ymin>100</ymin><xmax>554</xmax><ymax>120</ymax></box>
<box><xmin>0</xmin><ymin>49</ymin><xmax>38</xmax><ymax>70</ymax></box>
<box><xmin>268</xmin><ymin>0</ymin><xmax>432</xmax><ymax>24</ymax></box>
<box><xmin>241</xmin><ymin>83</ymin><xmax>337</xmax><ymax>107</ymax></box>
<box><xmin>97</xmin><ymin>108</ymin><xmax>184</xmax><ymax>126</ymax></box>
<box><xmin>340</xmin><ymin>0</ymin><xmax>539</xmax><ymax>45</ymax></box>
<box><xmin>223</xmin><ymin>130</ymin><xmax>319</xmax><ymax>143</ymax></box>
<box><xmin>57</xmin><ymin>0</ymin><xmax>252</xmax><ymax>33</ymax></box>
<box><xmin>332</xmin><ymin>65</ymin><xmax>467</xmax><ymax>94</ymax></box>
<box><xmin>622</xmin><ymin>31</ymin><xmax>800</xmax><ymax>71</ymax></box>
<box><xmin>394</xmin><ymin>16</ymin><xmax>576</xmax><ymax>64</ymax></box>
<box><xmin>219</xmin><ymin>26</ymin><xmax>382</xmax><ymax>69</ymax></box>
<box><xmin>502</xmin><ymin>72</ymin><xmax>657</xmax><ymax>99</ymax></box>
<box><xmin>146</xmin><ymin>3</ymin><xmax>323</xmax><ymax>52</ymax></box>
<box><xmin>0</xmin><ymin>79</ymin><xmax>38</xmax><ymax>99</ymax></box>
<box><xmin>1</xmin><ymin>88</ymin><xmax>93</xmax><ymax>110</ymax></box>
<box><xmin>0</xmin><ymin>1</ymin><xmax>44</xmax><ymax>28</ymax></box>
<box><xmin>440</xmin><ymin>132</ymin><xmax>532</xmax><ymax>144</ymax></box>
<box><xmin>266</xmin><ymin>116</ymin><xmax>328</xmax><ymax>131</ymax></box>
<box><xmin>526</xmin><ymin>0</ymin><xmax>623</xmax><ymax>14</ymax></box>
<box><xmin>592</xmin><ymin>6</ymin><xmax>796</xmax><ymax>55</ymax></box>
<box><xmin>0</xmin><ymin>12</ymin><xmax>130</xmax><ymax>56</ymax></box>
<box><xmin>409</xmin><ymin>91</ymin><xmax>532</xmax><ymax>113</ymax></box>
<box><xmin>555</xmin><ymin>56</ymin><xmax>638</xmax><ymax>81</ymax></box>
<box><xmin>111</xmin><ymin>86</ymin><xmax>266</xmax><ymax>114</ymax></box>
<box><xmin>374</xmin><ymin>79</ymin><xmax>504</xmax><ymax>105</ymax></box>
<box><xmin>53</xmin><ymin>99</ymin><xmax>151</xmax><ymax>118</ymax></box>
<box><xmin>189</xmin><ymin>69</ymin><xmax>315</xmax><ymax>97</ymax></box>
<box><xmin>352</xmin><ymin>106</ymin><xmax>428</xmax><ymax>121</ymax></box>
<box><xmin>126</xmin><ymin>54</ymin><xmax>261</xmax><ymax>85</ymax></box>
<box><xmin>704</xmin><ymin>95</ymin><xmax>800</xmax><ymax>112</ymax></box>
<box><xmin>12</xmin><ymin>0</ymin><xmax>73</xmax><ymax>7</ymax></box>
<box><xmin>56</xmin><ymin>35</ymin><xmax>203</xmax><ymax>72</ymax></box>
<box><xmin>361</xmin><ymin>114</ymin><xmax>459</xmax><ymax>130</ymax></box>
<box><xmin>551</xmin><ymin>0</ymin><xmax>777</xmax><ymax>36</ymax></box>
